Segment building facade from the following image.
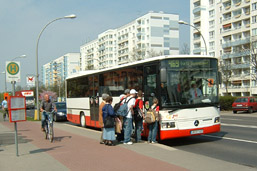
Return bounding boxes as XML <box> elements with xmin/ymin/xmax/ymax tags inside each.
<box><xmin>80</xmin><ymin>11</ymin><xmax>179</xmax><ymax>71</ymax></box>
<box><xmin>42</xmin><ymin>53</ymin><xmax>80</xmax><ymax>87</ymax></box>
<box><xmin>190</xmin><ymin>0</ymin><xmax>257</xmax><ymax>96</ymax></box>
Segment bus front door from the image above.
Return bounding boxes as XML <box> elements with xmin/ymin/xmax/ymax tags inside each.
<box><xmin>89</xmin><ymin>76</ymin><xmax>99</xmax><ymax>127</ymax></box>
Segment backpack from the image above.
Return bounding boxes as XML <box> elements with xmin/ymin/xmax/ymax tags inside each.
<box><xmin>145</xmin><ymin>106</ymin><xmax>157</xmax><ymax>124</ymax></box>
<box><xmin>114</xmin><ymin>100</ymin><xmax>122</xmax><ymax>113</ymax></box>
<box><xmin>116</xmin><ymin>97</ymin><xmax>133</xmax><ymax>117</ymax></box>
<box><xmin>133</xmin><ymin>99</ymin><xmax>143</xmax><ymax>121</ymax></box>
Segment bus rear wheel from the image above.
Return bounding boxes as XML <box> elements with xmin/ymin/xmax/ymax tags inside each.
<box><xmin>80</xmin><ymin>114</ymin><xmax>86</xmax><ymax>128</ymax></box>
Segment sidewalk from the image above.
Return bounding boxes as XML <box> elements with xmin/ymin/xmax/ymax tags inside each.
<box><xmin>0</xmin><ymin>115</ymin><xmax>255</xmax><ymax>171</ymax></box>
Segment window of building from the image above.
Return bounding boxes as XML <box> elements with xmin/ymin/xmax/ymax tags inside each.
<box><xmin>253</xmin><ymin>28</ymin><xmax>257</xmax><ymax>36</ymax></box>
<box><xmin>252</xmin><ymin>15</ymin><xmax>257</xmax><ymax>24</ymax></box>
<box><xmin>253</xmin><ymin>2</ymin><xmax>257</xmax><ymax>11</ymax></box>
<box><xmin>209</xmin><ymin>31</ymin><xmax>215</xmax><ymax>39</ymax></box>
<box><xmin>209</xmin><ymin>10</ymin><xmax>215</xmax><ymax>17</ymax></box>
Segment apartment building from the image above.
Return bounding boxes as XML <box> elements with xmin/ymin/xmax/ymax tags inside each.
<box><xmin>42</xmin><ymin>53</ymin><xmax>80</xmax><ymax>87</ymax></box>
<box><xmin>80</xmin><ymin>11</ymin><xmax>179</xmax><ymax>71</ymax></box>
<box><xmin>190</xmin><ymin>0</ymin><xmax>257</xmax><ymax>96</ymax></box>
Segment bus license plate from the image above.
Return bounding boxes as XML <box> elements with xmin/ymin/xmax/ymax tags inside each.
<box><xmin>191</xmin><ymin>129</ymin><xmax>203</xmax><ymax>135</ymax></box>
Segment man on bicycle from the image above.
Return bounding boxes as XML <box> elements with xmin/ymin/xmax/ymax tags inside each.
<box><xmin>2</xmin><ymin>97</ymin><xmax>8</xmax><ymax>121</ymax></box>
<box><xmin>40</xmin><ymin>94</ymin><xmax>57</xmax><ymax>131</ymax></box>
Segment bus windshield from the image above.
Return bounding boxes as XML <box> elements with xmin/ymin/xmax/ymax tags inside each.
<box><xmin>161</xmin><ymin>58</ymin><xmax>219</xmax><ymax>108</ymax></box>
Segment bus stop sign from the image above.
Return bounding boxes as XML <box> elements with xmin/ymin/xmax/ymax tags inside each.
<box><xmin>6</xmin><ymin>61</ymin><xmax>21</xmax><ymax>82</ymax></box>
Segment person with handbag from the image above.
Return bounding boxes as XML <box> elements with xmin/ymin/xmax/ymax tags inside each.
<box><xmin>102</xmin><ymin>96</ymin><xmax>116</xmax><ymax>146</ymax></box>
<box><xmin>133</xmin><ymin>90</ymin><xmax>144</xmax><ymax>143</ymax></box>
<box><xmin>99</xmin><ymin>93</ymin><xmax>109</xmax><ymax>144</ymax></box>
<box><xmin>147</xmin><ymin>97</ymin><xmax>159</xmax><ymax>144</ymax></box>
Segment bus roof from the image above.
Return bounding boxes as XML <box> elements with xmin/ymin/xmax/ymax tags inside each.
<box><xmin>66</xmin><ymin>55</ymin><xmax>215</xmax><ymax>80</ymax></box>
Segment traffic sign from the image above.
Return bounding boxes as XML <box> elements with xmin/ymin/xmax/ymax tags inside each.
<box><xmin>26</xmin><ymin>76</ymin><xmax>35</xmax><ymax>87</ymax></box>
<box><xmin>6</xmin><ymin>61</ymin><xmax>20</xmax><ymax>82</ymax></box>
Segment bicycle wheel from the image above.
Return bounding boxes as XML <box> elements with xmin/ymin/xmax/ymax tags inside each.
<box><xmin>49</xmin><ymin>123</ymin><xmax>54</xmax><ymax>142</ymax></box>
<box><xmin>44</xmin><ymin>124</ymin><xmax>48</xmax><ymax>140</ymax></box>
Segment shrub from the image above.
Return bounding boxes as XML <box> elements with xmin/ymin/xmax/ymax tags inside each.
<box><xmin>219</xmin><ymin>96</ymin><xmax>237</xmax><ymax>111</ymax></box>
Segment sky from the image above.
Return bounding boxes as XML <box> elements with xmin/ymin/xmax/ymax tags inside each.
<box><xmin>0</xmin><ymin>0</ymin><xmax>190</xmax><ymax>92</ymax></box>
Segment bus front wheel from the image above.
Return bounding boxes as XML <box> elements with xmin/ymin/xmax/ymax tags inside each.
<box><xmin>80</xmin><ymin>114</ymin><xmax>86</xmax><ymax>128</ymax></box>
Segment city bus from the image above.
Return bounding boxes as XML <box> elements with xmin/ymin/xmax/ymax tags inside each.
<box><xmin>66</xmin><ymin>55</ymin><xmax>221</xmax><ymax>140</ymax></box>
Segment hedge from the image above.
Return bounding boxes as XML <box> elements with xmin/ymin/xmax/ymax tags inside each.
<box><xmin>219</xmin><ymin>96</ymin><xmax>237</xmax><ymax>111</ymax></box>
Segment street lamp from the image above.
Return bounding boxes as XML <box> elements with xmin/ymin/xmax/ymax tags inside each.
<box><xmin>35</xmin><ymin>14</ymin><xmax>76</xmax><ymax>120</ymax></box>
<box><xmin>11</xmin><ymin>55</ymin><xmax>26</xmax><ymax>61</ymax></box>
<box><xmin>178</xmin><ymin>20</ymin><xmax>208</xmax><ymax>55</ymax></box>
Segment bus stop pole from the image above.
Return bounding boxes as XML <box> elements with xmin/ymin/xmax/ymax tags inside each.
<box><xmin>11</xmin><ymin>81</ymin><xmax>19</xmax><ymax>157</ymax></box>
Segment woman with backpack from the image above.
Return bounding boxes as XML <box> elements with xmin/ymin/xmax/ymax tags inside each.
<box><xmin>147</xmin><ymin>97</ymin><xmax>159</xmax><ymax>144</ymax></box>
<box><xmin>102</xmin><ymin>96</ymin><xmax>116</xmax><ymax>146</ymax></box>
<box><xmin>133</xmin><ymin>90</ymin><xmax>144</xmax><ymax>143</ymax></box>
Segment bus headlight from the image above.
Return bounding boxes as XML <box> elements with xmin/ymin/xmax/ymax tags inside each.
<box><xmin>57</xmin><ymin>112</ymin><xmax>65</xmax><ymax>116</ymax></box>
<box><xmin>214</xmin><ymin>117</ymin><xmax>220</xmax><ymax>123</ymax></box>
<box><xmin>162</xmin><ymin>122</ymin><xmax>175</xmax><ymax>129</ymax></box>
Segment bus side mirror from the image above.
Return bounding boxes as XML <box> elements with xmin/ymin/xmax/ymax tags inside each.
<box><xmin>218</xmin><ymin>72</ymin><xmax>222</xmax><ymax>85</ymax></box>
<box><xmin>160</xmin><ymin>68</ymin><xmax>167</xmax><ymax>83</ymax></box>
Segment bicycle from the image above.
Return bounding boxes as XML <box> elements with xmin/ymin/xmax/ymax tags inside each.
<box><xmin>43</xmin><ymin>110</ymin><xmax>55</xmax><ymax>142</ymax></box>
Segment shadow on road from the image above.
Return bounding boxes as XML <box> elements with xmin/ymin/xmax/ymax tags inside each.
<box><xmin>54</xmin><ymin>135</ymin><xmax>72</xmax><ymax>142</ymax></box>
<box><xmin>29</xmin><ymin>146</ymin><xmax>62</xmax><ymax>154</ymax></box>
<box><xmin>0</xmin><ymin>132</ymin><xmax>33</xmax><ymax>147</ymax></box>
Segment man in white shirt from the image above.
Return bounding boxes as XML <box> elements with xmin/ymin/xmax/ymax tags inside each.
<box><xmin>123</xmin><ymin>89</ymin><xmax>136</xmax><ymax>145</ymax></box>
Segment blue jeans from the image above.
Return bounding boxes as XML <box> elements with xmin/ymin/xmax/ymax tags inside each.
<box><xmin>41</xmin><ymin>112</ymin><xmax>53</xmax><ymax>128</ymax></box>
<box><xmin>123</xmin><ymin>117</ymin><xmax>132</xmax><ymax>143</ymax></box>
<box><xmin>135</xmin><ymin>119</ymin><xmax>143</xmax><ymax>142</ymax></box>
<box><xmin>148</xmin><ymin>121</ymin><xmax>158</xmax><ymax>142</ymax></box>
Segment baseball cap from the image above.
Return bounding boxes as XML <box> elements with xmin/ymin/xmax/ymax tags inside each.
<box><xmin>130</xmin><ymin>89</ymin><xmax>138</xmax><ymax>94</ymax></box>
<box><xmin>124</xmin><ymin>89</ymin><xmax>130</xmax><ymax>94</ymax></box>
<box><xmin>102</xmin><ymin>93</ymin><xmax>109</xmax><ymax>100</ymax></box>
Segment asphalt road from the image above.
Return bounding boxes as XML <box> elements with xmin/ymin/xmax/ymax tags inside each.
<box><xmin>161</xmin><ymin>111</ymin><xmax>257</xmax><ymax>169</ymax></box>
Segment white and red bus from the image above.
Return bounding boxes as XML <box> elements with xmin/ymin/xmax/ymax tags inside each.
<box><xmin>15</xmin><ymin>90</ymin><xmax>35</xmax><ymax>109</ymax></box>
<box><xmin>66</xmin><ymin>55</ymin><xmax>221</xmax><ymax>140</ymax></box>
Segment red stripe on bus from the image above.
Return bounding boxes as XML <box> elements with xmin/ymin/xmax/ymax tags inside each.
<box><xmin>159</xmin><ymin>124</ymin><xmax>220</xmax><ymax>140</ymax></box>
<box><xmin>67</xmin><ymin>114</ymin><xmax>101</xmax><ymax>128</ymax></box>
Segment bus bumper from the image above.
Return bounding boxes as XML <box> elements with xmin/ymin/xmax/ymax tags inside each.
<box><xmin>159</xmin><ymin>124</ymin><xmax>220</xmax><ymax>140</ymax></box>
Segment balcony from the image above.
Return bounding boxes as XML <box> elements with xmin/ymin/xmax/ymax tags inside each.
<box><xmin>193</xmin><ymin>47</ymin><xmax>206</xmax><ymax>54</ymax></box>
<box><xmin>234</xmin><ymin>14</ymin><xmax>241</xmax><ymax>18</ymax></box>
<box><xmin>193</xmin><ymin>6</ymin><xmax>206</xmax><ymax>14</ymax></box>
<box><xmin>235</xmin><ymin>2</ymin><xmax>241</xmax><ymax>7</ymax></box>
<box><xmin>222</xmin><ymin>51</ymin><xmax>250</xmax><ymax>59</ymax></box>
<box><xmin>225</xmin><ymin>5</ymin><xmax>231</xmax><ymax>10</ymax></box>
<box><xmin>222</xmin><ymin>37</ymin><xmax>250</xmax><ymax>48</ymax></box>
<box><xmin>231</xmin><ymin>63</ymin><xmax>250</xmax><ymax>69</ymax></box>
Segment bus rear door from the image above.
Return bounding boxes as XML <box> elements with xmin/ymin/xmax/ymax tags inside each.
<box><xmin>89</xmin><ymin>75</ymin><xmax>99</xmax><ymax>127</ymax></box>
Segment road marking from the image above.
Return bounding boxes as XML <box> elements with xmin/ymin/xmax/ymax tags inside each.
<box><xmin>203</xmin><ymin>134</ymin><xmax>257</xmax><ymax>144</ymax></box>
<box><xmin>221</xmin><ymin>118</ymin><xmax>242</xmax><ymax>121</ymax></box>
<box><xmin>222</xmin><ymin>123</ymin><xmax>257</xmax><ymax>129</ymax></box>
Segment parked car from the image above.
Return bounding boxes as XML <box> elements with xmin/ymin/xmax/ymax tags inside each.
<box><xmin>232</xmin><ymin>97</ymin><xmax>257</xmax><ymax>114</ymax></box>
<box><xmin>54</xmin><ymin>102</ymin><xmax>67</xmax><ymax>121</ymax></box>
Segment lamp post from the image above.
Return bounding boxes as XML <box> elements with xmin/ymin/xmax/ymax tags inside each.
<box><xmin>178</xmin><ymin>20</ymin><xmax>208</xmax><ymax>55</ymax></box>
<box><xmin>35</xmin><ymin>14</ymin><xmax>76</xmax><ymax>120</ymax></box>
